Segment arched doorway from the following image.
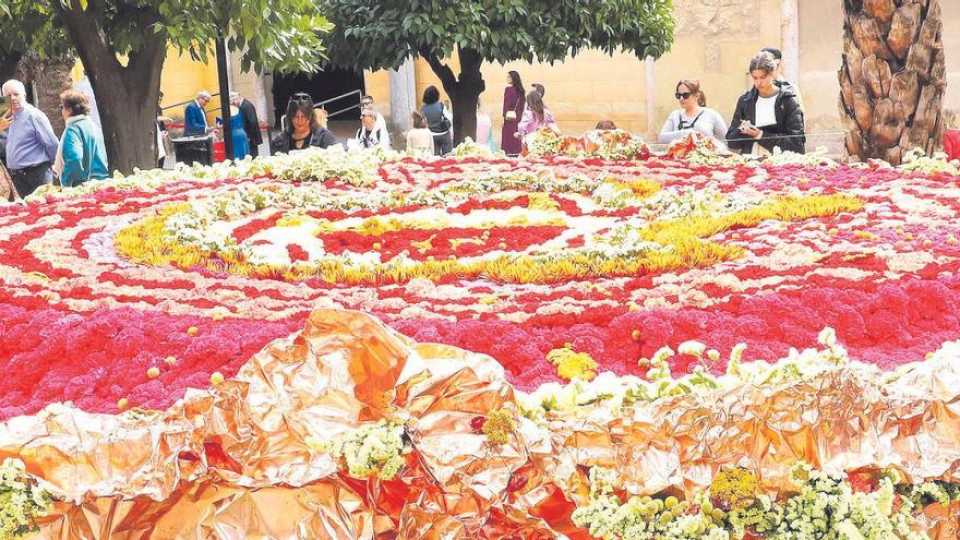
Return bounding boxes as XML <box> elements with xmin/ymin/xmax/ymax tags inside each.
<box><xmin>271</xmin><ymin>65</ymin><xmax>364</xmax><ymax>129</ymax></box>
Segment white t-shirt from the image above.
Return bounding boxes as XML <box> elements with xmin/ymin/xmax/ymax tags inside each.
<box><xmin>755</xmin><ymin>93</ymin><xmax>779</xmax><ymax>127</ymax></box>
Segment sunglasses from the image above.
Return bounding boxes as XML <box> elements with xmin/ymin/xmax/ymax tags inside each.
<box><xmin>288</xmin><ymin>93</ymin><xmax>313</xmax><ymax>105</ymax></box>
<box><xmin>675</xmin><ymin>92</ymin><xmax>692</xmax><ymax>100</ymax></box>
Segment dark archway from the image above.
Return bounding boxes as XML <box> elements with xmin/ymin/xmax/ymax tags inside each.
<box><xmin>272</xmin><ymin>65</ymin><xmax>364</xmax><ymax>129</ymax></box>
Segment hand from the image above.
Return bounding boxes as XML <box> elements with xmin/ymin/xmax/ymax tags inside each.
<box><xmin>740</xmin><ymin>123</ymin><xmax>762</xmax><ymax>139</ymax></box>
<box><xmin>0</xmin><ymin>114</ymin><xmax>11</xmax><ymax>132</ymax></box>
<box><xmin>514</xmin><ymin>132</ymin><xmax>522</xmax><ymax>139</ymax></box>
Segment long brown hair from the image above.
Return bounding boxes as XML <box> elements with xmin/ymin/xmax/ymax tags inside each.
<box><xmin>526</xmin><ymin>90</ymin><xmax>545</xmax><ymax>122</ymax></box>
<box><xmin>508</xmin><ymin>70</ymin><xmax>525</xmax><ymax>94</ymax></box>
<box><xmin>676</xmin><ymin>80</ymin><xmax>707</xmax><ymax>107</ymax></box>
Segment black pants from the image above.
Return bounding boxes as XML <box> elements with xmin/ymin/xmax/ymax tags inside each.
<box><xmin>9</xmin><ymin>162</ymin><xmax>53</xmax><ymax>198</ymax></box>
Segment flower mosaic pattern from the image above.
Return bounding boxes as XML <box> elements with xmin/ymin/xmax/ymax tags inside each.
<box><xmin>1</xmin><ymin>148</ymin><xmax>960</xmax><ymax>418</ymax></box>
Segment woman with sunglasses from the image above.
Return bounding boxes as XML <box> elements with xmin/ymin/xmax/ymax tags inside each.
<box><xmin>270</xmin><ymin>95</ymin><xmax>337</xmax><ymax>154</ymax></box>
<box><xmin>658</xmin><ymin>80</ymin><xmax>729</xmax><ymax>148</ymax></box>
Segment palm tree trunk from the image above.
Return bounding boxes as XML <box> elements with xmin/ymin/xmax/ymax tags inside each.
<box><xmin>839</xmin><ymin>0</ymin><xmax>945</xmax><ymax>165</ymax></box>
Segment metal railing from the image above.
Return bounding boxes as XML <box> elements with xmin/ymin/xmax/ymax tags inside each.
<box><xmin>159</xmin><ymin>93</ymin><xmax>222</xmax><ymax>115</ymax></box>
<box><xmin>315</xmin><ymin>89</ymin><xmax>363</xmax><ymax>119</ymax></box>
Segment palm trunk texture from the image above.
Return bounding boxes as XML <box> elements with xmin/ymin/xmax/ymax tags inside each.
<box><xmin>839</xmin><ymin>0</ymin><xmax>945</xmax><ymax>165</ymax></box>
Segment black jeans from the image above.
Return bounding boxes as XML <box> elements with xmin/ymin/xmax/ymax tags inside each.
<box><xmin>9</xmin><ymin>162</ymin><xmax>53</xmax><ymax>197</ymax></box>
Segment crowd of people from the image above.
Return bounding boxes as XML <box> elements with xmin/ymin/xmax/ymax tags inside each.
<box><xmin>0</xmin><ymin>46</ymin><xmax>806</xmax><ymax>200</ymax></box>
<box><xmin>0</xmin><ymin>79</ymin><xmax>109</xmax><ymax>199</ymax></box>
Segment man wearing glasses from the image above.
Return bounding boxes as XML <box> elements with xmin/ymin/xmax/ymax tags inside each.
<box><xmin>360</xmin><ymin>95</ymin><xmax>387</xmax><ymax>133</ymax></box>
<box><xmin>355</xmin><ymin>108</ymin><xmax>391</xmax><ymax>150</ymax></box>
<box><xmin>184</xmin><ymin>91</ymin><xmax>212</xmax><ymax>136</ymax></box>
<box><xmin>0</xmin><ymin>79</ymin><xmax>59</xmax><ymax>197</ymax></box>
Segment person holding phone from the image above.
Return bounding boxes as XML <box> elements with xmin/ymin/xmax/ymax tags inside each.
<box><xmin>726</xmin><ymin>53</ymin><xmax>805</xmax><ymax>155</ymax></box>
<box><xmin>0</xmin><ymin>79</ymin><xmax>59</xmax><ymax>197</ymax></box>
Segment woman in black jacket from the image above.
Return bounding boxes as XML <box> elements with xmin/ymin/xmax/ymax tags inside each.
<box><xmin>726</xmin><ymin>53</ymin><xmax>805</xmax><ymax>154</ymax></box>
<box><xmin>270</xmin><ymin>95</ymin><xmax>338</xmax><ymax>154</ymax></box>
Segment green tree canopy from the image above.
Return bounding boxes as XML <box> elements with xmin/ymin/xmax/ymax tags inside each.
<box><xmin>0</xmin><ymin>2</ymin><xmax>73</xmax><ymax>82</ymax></box>
<box><xmin>320</xmin><ymin>0</ymin><xmax>674</xmax><ymax>144</ymax></box>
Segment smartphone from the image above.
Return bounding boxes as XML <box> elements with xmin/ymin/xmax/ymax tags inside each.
<box><xmin>0</xmin><ymin>96</ymin><xmax>9</xmax><ymax>118</ymax></box>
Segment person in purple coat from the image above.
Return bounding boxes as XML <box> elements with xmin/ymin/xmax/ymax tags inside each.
<box><xmin>500</xmin><ymin>71</ymin><xmax>525</xmax><ymax>156</ymax></box>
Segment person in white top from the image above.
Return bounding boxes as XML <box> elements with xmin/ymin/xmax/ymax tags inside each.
<box><xmin>726</xmin><ymin>53</ymin><xmax>805</xmax><ymax>155</ymax></box>
<box><xmin>360</xmin><ymin>95</ymin><xmax>388</xmax><ymax>134</ymax></box>
<box><xmin>405</xmin><ymin>111</ymin><xmax>433</xmax><ymax>156</ymax></box>
<box><xmin>658</xmin><ymin>79</ymin><xmax>729</xmax><ymax>149</ymax></box>
<box><xmin>355</xmin><ymin>107</ymin><xmax>391</xmax><ymax>150</ymax></box>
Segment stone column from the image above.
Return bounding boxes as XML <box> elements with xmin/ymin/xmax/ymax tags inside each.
<box><xmin>388</xmin><ymin>59</ymin><xmax>417</xmax><ymax>132</ymax></box>
<box><xmin>781</xmin><ymin>0</ymin><xmax>800</xmax><ymax>84</ymax></box>
<box><xmin>645</xmin><ymin>56</ymin><xmax>657</xmax><ymax>140</ymax></box>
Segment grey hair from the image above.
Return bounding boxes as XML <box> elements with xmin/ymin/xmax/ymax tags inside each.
<box><xmin>749</xmin><ymin>53</ymin><xmax>777</xmax><ymax>75</ymax></box>
<box><xmin>2</xmin><ymin>79</ymin><xmax>25</xmax><ymax>96</ymax></box>
<box><xmin>197</xmin><ymin>90</ymin><xmax>212</xmax><ymax>100</ymax></box>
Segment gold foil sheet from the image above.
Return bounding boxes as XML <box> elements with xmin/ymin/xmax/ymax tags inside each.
<box><xmin>0</xmin><ymin>309</ymin><xmax>956</xmax><ymax>538</ymax></box>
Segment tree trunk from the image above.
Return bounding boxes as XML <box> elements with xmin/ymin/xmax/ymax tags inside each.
<box><xmin>419</xmin><ymin>46</ymin><xmax>486</xmax><ymax>146</ymax></box>
<box><xmin>56</xmin><ymin>0</ymin><xmax>167</xmax><ymax>173</ymax></box>
<box><xmin>839</xmin><ymin>0</ymin><xmax>945</xmax><ymax>164</ymax></box>
<box><xmin>0</xmin><ymin>53</ymin><xmax>23</xmax><ymax>84</ymax></box>
<box><xmin>23</xmin><ymin>57</ymin><xmax>74</xmax><ymax>135</ymax></box>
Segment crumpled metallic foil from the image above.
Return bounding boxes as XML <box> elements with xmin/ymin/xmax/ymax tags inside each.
<box><xmin>1</xmin><ymin>309</ymin><xmax>958</xmax><ymax>538</ymax></box>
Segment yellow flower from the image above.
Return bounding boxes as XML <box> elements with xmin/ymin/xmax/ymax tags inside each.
<box><xmin>547</xmin><ymin>344</ymin><xmax>598</xmax><ymax>381</ymax></box>
<box><xmin>709</xmin><ymin>467</ymin><xmax>758</xmax><ymax>510</ymax></box>
<box><xmin>481</xmin><ymin>408</ymin><xmax>516</xmax><ymax>445</ymax></box>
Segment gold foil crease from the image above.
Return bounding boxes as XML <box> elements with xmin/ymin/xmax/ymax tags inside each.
<box><xmin>0</xmin><ymin>309</ymin><xmax>955</xmax><ymax>538</ymax></box>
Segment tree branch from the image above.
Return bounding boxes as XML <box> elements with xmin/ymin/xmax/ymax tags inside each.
<box><xmin>57</xmin><ymin>0</ymin><xmax>123</xmax><ymax>78</ymax></box>
<box><xmin>418</xmin><ymin>46</ymin><xmax>457</xmax><ymax>90</ymax></box>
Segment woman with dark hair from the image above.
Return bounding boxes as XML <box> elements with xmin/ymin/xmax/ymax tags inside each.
<box><xmin>517</xmin><ymin>89</ymin><xmax>558</xmax><ymax>144</ymax></box>
<box><xmin>500</xmin><ymin>71</ymin><xmax>525</xmax><ymax>155</ymax></box>
<box><xmin>55</xmin><ymin>90</ymin><xmax>108</xmax><ymax>188</ymax></box>
<box><xmin>421</xmin><ymin>85</ymin><xmax>452</xmax><ymax>155</ymax></box>
<box><xmin>726</xmin><ymin>53</ymin><xmax>805</xmax><ymax>155</ymax></box>
<box><xmin>270</xmin><ymin>94</ymin><xmax>337</xmax><ymax>154</ymax></box>
<box><xmin>658</xmin><ymin>80</ymin><xmax>729</xmax><ymax>148</ymax></box>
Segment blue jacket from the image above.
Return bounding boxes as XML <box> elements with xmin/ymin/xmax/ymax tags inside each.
<box><xmin>184</xmin><ymin>101</ymin><xmax>208</xmax><ymax>136</ymax></box>
<box><xmin>60</xmin><ymin>115</ymin><xmax>109</xmax><ymax>188</ymax></box>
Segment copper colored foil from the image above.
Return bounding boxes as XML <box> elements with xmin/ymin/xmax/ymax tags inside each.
<box><xmin>0</xmin><ymin>309</ymin><xmax>957</xmax><ymax>538</ymax></box>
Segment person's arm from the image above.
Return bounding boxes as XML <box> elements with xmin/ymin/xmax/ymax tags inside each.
<box><xmin>246</xmin><ymin>106</ymin><xmax>263</xmax><ymax>145</ymax></box>
<box><xmin>545</xmin><ymin>110</ymin><xmax>560</xmax><ymax>133</ymax></box>
<box><xmin>776</xmin><ymin>95</ymin><xmax>806</xmax><ymax>154</ymax></box>
<box><xmin>379</xmin><ymin>127</ymin><xmax>391</xmax><ymax>150</ymax></box>
<box><xmin>59</xmin><ymin>126</ymin><xmax>83</xmax><ymax>188</ymax></box>
<box><xmin>658</xmin><ymin>111</ymin><xmax>687</xmax><ymax>143</ymax></box>
<box><xmin>318</xmin><ymin>129</ymin><xmax>338</xmax><ymax>149</ymax></box>
<box><xmin>725</xmin><ymin>98</ymin><xmax>750</xmax><ymax>153</ymax></box>
<box><xmin>34</xmin><ymin>112</ymin><xmax>61</xmax><ymax>162</ymax></box>
<box><xmin>517</xmin><ymin>109</ymin><xmax>533</xmax><ymax>137</ymax></box>
<box><xmin>710</xmin><ymin>109</ymin><xmax>729</xmax><ymax>143</ymax></box>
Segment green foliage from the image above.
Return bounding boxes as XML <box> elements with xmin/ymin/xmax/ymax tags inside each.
<box><xmin>320</xmin><ymin>0</ymin><xmax>675</xmax><ymax>71</ymax></box>
<box><xmin>0</xmin><ymin>1</ymin><xmax>73</xmax><ymax>73</ymax></box>
<box><xmin>49</xmin><ymin>0</ymin><xmax>330</xmax><ymax>75</ymax></box>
